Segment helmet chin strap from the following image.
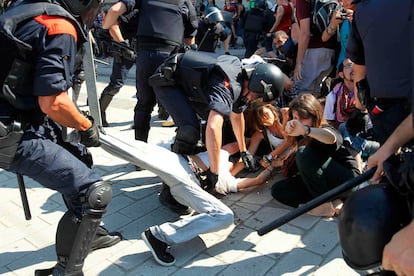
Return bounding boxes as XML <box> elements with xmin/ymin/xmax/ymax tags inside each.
<box><xmin>260</xmin><ymin>80</ymin><xmax>273</xmax><ymax>102</ymax></box>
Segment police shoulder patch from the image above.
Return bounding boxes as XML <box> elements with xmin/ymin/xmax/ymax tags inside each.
<box><xmin>34</xmin><ymin>15</ymin><xmax>78</xmax><ymax>42</ymax></box>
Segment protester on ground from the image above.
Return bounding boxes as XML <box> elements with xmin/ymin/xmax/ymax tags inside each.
<box><xmin>0</xmin><ymin>0</ymin><xmax>121</xmax><ymax>274</ymax></box>
<box><xmin>271</xmin><ymin>94</ymin><xmax>360</xmax><ymax>216</ymax></box>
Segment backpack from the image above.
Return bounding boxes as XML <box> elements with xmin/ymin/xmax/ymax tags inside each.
<box><xmin>310</xmin><ymin>0</ymin><xmax>340</xmax><ymax>35</ymax></box>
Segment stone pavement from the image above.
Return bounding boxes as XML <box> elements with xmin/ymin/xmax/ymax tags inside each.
<box><xmin>0</xmin><ymin>46</ymin><xmax>361</xmax><ymax>276</ymax></box>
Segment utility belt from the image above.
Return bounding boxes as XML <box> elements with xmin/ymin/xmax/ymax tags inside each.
<box><xmin>137</xmin><ymin>37</ymin><xmax>180</xmax><ymax>53</ymax></box>
<box><xmin>0</xmin><ymin>119</ymin><xmax>23</xmax><ymax>169</ymax></box>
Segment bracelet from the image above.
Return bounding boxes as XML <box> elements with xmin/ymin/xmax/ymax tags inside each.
<box><xmin>304</xmin><ymin>125</ymin><xmax>311</xmax><ymax>136</ymax></box>
<box><xmin>326</xmin><ymin>25</ymin><xmax>335</xmax><ymax>35</ymax></box>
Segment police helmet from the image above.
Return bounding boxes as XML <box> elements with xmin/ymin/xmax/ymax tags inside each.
<box><xmin>204</xmin><ymin>7</ymin><xmax>224</xmax><ymax>25</ymax></box>
<box><xmin>57</xmin><ymin>0</ymin><xmax>104</xmax><ymax>28</ymax></box>
<box><xmin>247</xmin><ymin>63</ymin><xmax>284</xmax><ymax>102</ymax></box>
<box><xmin>253</xmin><ymin>0</ymin><xmax>266</xmax><ymax>10</ymax></box>
<box><xmin>338</xmin><ymin>184</ymin><xmax>411</xmax><ymax>271</ymax></box>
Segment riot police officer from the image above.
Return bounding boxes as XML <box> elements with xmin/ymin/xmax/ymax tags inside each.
<box><xmin>195</xmin><ymin>7</ymin><xmax>228</xmax><ymax>53</ymax></box>
<box><xmin>98</xmin><ymin>2</ymin><xmax>138</xmax><ymax>127</ymax></box>
<box><xmin>133</xmin><ymin>0</ymin><xmax>198</xmax><ymax>143</ymax></box>
<box><xmin>0</xmin><ymin>0</ymin><xmax>121</xmax><ymax>274</ymax></box>
<box><xmin>150</xmin><ymin>51</ymin><xmax>285</xmax><ymax>192</ymax></box>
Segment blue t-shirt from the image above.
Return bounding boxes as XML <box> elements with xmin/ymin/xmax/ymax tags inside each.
<box><xmin>346</xmin><ymin>0</ymin><xmax>411</xmax><ymax>99</ymax></box>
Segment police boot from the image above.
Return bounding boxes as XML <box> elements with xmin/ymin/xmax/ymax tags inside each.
<box><xmin>99</xmin><ymin>87</ymin><xmax>120</xmax><ymax>127</ymax></box>
<box><xmin>35</xmin><ymin>181</ymin><xmax>113</xmax><ymax>276</ymax></box>
<box><xmin>159</xmin><ymin>183</ymin><xmax>191</xmax><ymax>215</ymax></box>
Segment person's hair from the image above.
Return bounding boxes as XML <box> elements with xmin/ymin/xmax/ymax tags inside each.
<box><xmin>246</xmin><ymin>99</ymin><xmax>281</xmax><ymax>134</ymax></box>
<box><xmin>274</xmin><ymin>30</ymin><xmax>289</xmax><ymax>40</ymax></box>
<box><xmin>288</xmin><ymin>93</ymin><xmax>327</xmax><ymax>128</ymax></box>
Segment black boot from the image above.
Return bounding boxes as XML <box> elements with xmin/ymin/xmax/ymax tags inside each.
<box><xmin>159</xmin><ymin>183</ymin><xmax>191</xmax><ymax>215</ymax></box>
<box><xmin>99</xmin><ymin>87</ymin><xmax>120</xmax><ymax>127</ymax></box>
<box><xmin>89</xmin><ymin>225</ymin><xmax>123</xmax><ymax>252</ymax></box>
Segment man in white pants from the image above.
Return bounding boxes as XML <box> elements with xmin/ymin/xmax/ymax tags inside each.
<box><xmin>100</xmin><ymin>135</ymin><xmax>234</xmax><ymax>266</ymax></box>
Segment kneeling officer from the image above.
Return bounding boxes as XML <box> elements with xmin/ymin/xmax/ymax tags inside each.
<box><xmin>150</xmin><ymin>51</ymin><xmax>285</xmax><ymax>192</ymax></box>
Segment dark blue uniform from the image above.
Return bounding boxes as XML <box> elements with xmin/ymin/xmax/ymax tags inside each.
<box><xmin>346</xmin><ymin>0</ymin><xmax>412</xmax><ymax>144</ymax></box>
<box><xmin>0</xmin><ymin>1</ymin><xmax>121</xmax><ymax>273</ymax></box>
<box><xmin>133</xmin><ymin>0</ymin><xmax>198</xmax><ymax>142</ymax></box>
<box><xmin>152</xmin><ymin>51</ymin><xmax>247</xmax><ymax>153</ymax></box>
<box><xmin>1</xmin><ymin>13</ymin><xmax>101</xmax><ymax>206</ymax></box>
<box><xmin>99</xmin><ymin>3</ymin><xmax>138</xmax><ymax>127</ymax></box>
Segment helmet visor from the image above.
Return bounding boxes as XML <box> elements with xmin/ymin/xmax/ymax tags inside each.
<box><xmin>81</xmin><ymin>0</ymin><xmax>104</xmax><ymax>29</ymax></box>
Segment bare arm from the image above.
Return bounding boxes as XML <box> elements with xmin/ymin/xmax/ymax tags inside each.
<box><xmin>38</xmin><ymin>92</ymin><xmax>91</xmax><ymax>131</ymax></box>
<box><xmin>109</xmin><ymin>23</ymin><xmax>125</xmax><ymax>42</ymax></box>
<box><xmin>382</xmin><ymin>220</ymin><xmax>414</xmax><ymax>276</ymax></box>
<box><xmin>269</xmin><ymin>6</ymin><xmax>284</xmax><ymax>33</ymax></box>
<box><xmin>294</xmin><ymin>17</ymin><xmax>311</xmax><ymax>81</ymax></box>
<box><xmin>230</xmin><ymin>111</ymin><xmax>248</xmax><ymax>153</ymax></box>
<box><xmin>205</xmin><ymin>110</ymin><xmax>225</xmax><ymax>174</ymax></box>
<box><xmin>285</xmin><ymin>119</ymin><xmax>336</xmax><ymax>144</ymax></box>
<box><xmin>102</xmin><ymin>2</ymin><xmax>127</xmax><ymax>29</ymax></box>
<box><xmin>368</xmin><ymin>114</ymin><xmax>414</xmax><ymax>182</ymax></box>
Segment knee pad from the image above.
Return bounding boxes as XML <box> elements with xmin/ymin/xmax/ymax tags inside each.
<box><xmin>84</xmin><ymin>180</ymin><xmax>112</xmax><ymax>212</ymax></box>
<box><xmin>172</xmin><ymin>125</ymin><xmax>199</xmax><ymax>155</ymax></box>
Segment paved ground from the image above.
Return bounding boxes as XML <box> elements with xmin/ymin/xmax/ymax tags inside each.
<box><xmin>0</xmin><ymin>46</ymin><xmax>361</xmax><ymax>275</ymax></box>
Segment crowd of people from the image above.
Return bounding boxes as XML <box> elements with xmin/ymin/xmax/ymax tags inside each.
<box><xmin>0</xmin><ymin>0</ymin><xmax>413</xmax><ymax>275</ymax></box>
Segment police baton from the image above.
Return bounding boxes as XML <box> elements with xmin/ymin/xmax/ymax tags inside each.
<box><xmin>16</xmin><ymin>174</ymin><xmax>31</xmax><ymax>220</ymax></box>
<box><xmin>257</xmin><ymin>167</ymin><xmax>376</xmax><ymax>236</ymax></box>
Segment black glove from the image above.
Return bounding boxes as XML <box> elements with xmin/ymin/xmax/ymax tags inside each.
<box><xmin>199</xmin><ymin>168</ymin><xmax>218</xmax><ymax>193</ymax></box>
<box><xmin>80</xmin><ymin>113</ymin><xmax>100</xmax><ymax>147</ymax></box>
<box><xmin>346</xmin><ymin>109</ymin><xmax>369</xmax><ymax>136</ymax></box>
<box><xmin>96</xmin><ymin>29</ymin><xmax>111</xmax><ymax>41</ymax></box>
<box><xmin>241</xmin><ymin>151</ymin><xmax>259</xmax><ymax>172</ymax></box>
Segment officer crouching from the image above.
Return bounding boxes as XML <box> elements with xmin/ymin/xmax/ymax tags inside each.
<box><xmin>0</xmin><ymin>0</ymin><xmax>121</xmax><ymax>274</ymax></box>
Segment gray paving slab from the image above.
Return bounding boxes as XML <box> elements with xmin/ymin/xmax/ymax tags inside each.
<box><xmin>0</xmin><ymin>45</ymin><xmax>361</xmax><ymax>275</ymax></box>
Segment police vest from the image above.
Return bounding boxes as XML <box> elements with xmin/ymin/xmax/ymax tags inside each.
<box><xmin>177</xmin><ymin>51</ymin><xmax>242</xmax><ymax>104</ymax></box>
<box><xmin>0</xmin><ymin>1</ymin><xmax>86</xmax><ymax>111</ymax></box>
<box><xmin>243</xmin><ymin>9</ymin><xmax>266</xmax><ymax>33</ymax></box>
<box><xmin>136</xmin><ymin>0</ymin><xmax>184</xmax><ymax>48</ymax></box>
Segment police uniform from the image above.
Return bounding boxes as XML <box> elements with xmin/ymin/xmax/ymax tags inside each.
<box><xmin>346</xmin><ymin>0</ymin><xmax>412</xmax><ymax>145</ymax></box>
<box><xmin>152</xmin><ymin>51</ymin><xmax>247</xmax><ymax>154</ymax></box>
<box><xmin>239</xmin><ymin>3</ymin><xmax>267</xmax><ymax>58</ymax></box>
<box><xmin>99</xmin><ymin>1</ymin><xmax>138</xmax><ymax>127</ymax></box>
<box><xmin>0</xmin><ymin>1</ymin><xmax>118</xmax><ymax>274</ymax></box>
<box><xmin>195</xmin><ymin>20</ymin><xmax>227</xmax><ymax>53</ymax></box>
<box><xmin>133</xmin><ymin>0</ymin><xmax>198</xmax><ymax>142</ymax></box>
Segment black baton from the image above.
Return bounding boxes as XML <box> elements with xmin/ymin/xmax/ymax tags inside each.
<box><xmin>16</xmin><ymin>173</ymin><xmax>31</xmax><ymax>220</ymax></box>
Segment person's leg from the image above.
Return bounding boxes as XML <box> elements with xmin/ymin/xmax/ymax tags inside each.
<box><xmin>134</xmin><ymin>50</ymin><xmax>170</xmax><ymax>141</ymax></box>
<box><xmin>153</xmin><ymin>85</ymin><xmax>200</xmax><ymax>154</ymax></box>
<box><xmin>295</xmin><ymin>146</ymin><xmax>357</xmax><ymax>198</ymax></box>
<box><xmin>271</xmin><ymin>175</ymin><xmax>312</xmax><ymax>207</ymax></box>
<box><xmin>9</xmin><ymin>133</ymin><xmax>114</xmax><ymax>274</ymax></box>
<box><xmin>294</xmin><ymin>48</ymin><xmax>335</xmax><ymax>96</ymax></box>
<box><xmin>100</xmin><ymin>58</ymin><xmax>135</xmax><ymax>127</ymax></box>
